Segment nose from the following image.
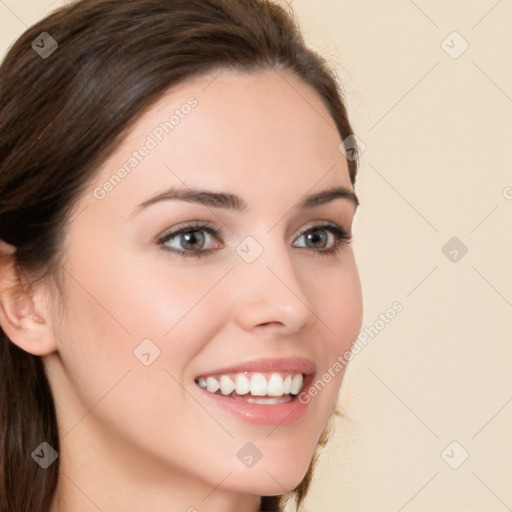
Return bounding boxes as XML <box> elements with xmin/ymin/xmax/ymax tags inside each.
<box><xmin>231</xmin><ymin>237</ymin><xmax>318</xmax><ymax>336</ymax></box>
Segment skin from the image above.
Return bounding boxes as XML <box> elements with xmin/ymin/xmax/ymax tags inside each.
<box><xmin>0</xmin><ymin>69</ymin><xmax>362</xmax><ymax>512</ymax></box>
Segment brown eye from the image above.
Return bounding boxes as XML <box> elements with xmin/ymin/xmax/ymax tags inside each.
<box><xmin>303</xmin><ymin>230</ymin><xmax>329</xmax><ymax>249</ymax></box>
<box><xmin>158</xmin><ymin>223</ymin><xmax>222</xmax><ymax>258</ymax></box>
<box><xmin>175</xmin><ymin>231</ymin><xmax>206</xmax><ymax>250</ymax></box>
<box><xmin>292</xmin><ymin>223</ymin><xmax>352</xmax><ymax>256</ymax></box>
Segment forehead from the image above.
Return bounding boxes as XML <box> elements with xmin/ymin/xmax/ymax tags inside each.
<box><xmin>83</xmin><ymin>68</ymin><xmax>352</xmax><ymax>214</ymax></box>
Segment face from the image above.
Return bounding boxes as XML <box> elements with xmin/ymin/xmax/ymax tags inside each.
<box><xmin>45</xmin><ymin>69</ymin><xmax>363</xmax><ymax>500</ymax></box>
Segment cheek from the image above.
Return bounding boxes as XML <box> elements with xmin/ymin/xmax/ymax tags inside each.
<box><xmin>310</xmin><ymin>251</ymin><xmax>363</xmax><ymax>355</ymax></box>
<box><xmin>61</xmin><ymin>246</ymin><xmax>227</xmax><ymax>353</ymax></box>
<box><xmin>54</xmin><ymin>257</ymin><xmax>231</xmax><ymax>474</ymax></box>
<box><xmin>54</xmin><ymin>251</ymin><xmax>233</xmax><ymax>442</ymax></box>
<box><xmin>298</xmin><ymin>251</ymin><xmax>362</xmax><ymax>410</ymax></box>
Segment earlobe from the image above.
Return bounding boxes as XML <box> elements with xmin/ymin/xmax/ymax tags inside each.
<box><xmin>0</xmin><ymin>240</ymin><xmax>58</xmax><ymax>356</ymax></box>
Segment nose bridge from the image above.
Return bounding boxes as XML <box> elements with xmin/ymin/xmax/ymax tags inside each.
<box><xmin>231</xmin><ymin>231</ymin><xmax>316</xmax><ymax>333</ymax></box>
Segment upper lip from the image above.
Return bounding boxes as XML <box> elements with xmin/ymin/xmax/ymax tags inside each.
<box><xmin>195</xmin><ymin>357</ymin><xmax>316</xmax><ymax>377</ymax></box>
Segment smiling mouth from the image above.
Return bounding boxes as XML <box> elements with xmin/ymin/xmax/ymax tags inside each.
<box><xmin>194</xmin><ymin>372</ymin><xmax>305</xmax><ymax>404</ymax></box>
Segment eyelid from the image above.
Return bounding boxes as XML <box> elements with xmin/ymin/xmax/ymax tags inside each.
<box><xmin>156</xmin><ymin>221</ymin><xmax>223</xmax><ymax>258</ymax></box>
<box><xmin>292</xmin><ymin>222</ymin><xmax>352</xmax><ymax>254</ymax></box>
<box><xmin>156</xmin><ymin>220</ymin><xmax>221</xmax><ymax>244</ymax></box>
<box><xmin>295</xmin><ymin>220</ymin><xmax>351</xmax><ymax>239</ymax></box>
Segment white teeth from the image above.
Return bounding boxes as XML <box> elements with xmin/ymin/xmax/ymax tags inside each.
<box><xmin>267</xmin><ymin>373</ymin><xmax>284</xmax><ymax>396</ymax></box>
<box><xmin>196</xmin><ymin>372</ymin><xmax>305</xmax><ymax>398</ymax></box>
<box><xmin>250</xmin><ymin>373</ymin><xmax>268</xmax><ymax>396</ymax></box>
<box><xmin>290</xmin><ymin>374</ymin><xmax>303</xmax><ymax>395</ymax></box>
<box><xmin>206</xmin><ymin>377</ymin><xmax>220</xmax><ymax>393</ymax></box>
<box><xmin>283</xmin><ymin>375</ymin><xmax>292</xmax><ymax>394</ymax></box>
<box><xmin>235</xmin><ymin>374</ymin><xmax>250</xmax><ymax>395</ymax></box>
<box><xmin>219</xmin><ymin>375</ymin><xmax>235</xmax><ymax>395</ymax></box>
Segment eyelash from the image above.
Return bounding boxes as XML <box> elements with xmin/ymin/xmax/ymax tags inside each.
<box><xmin>156</xmin><ymin>221</ymin><xmax>352</xmax><ymax>259</ymax></box>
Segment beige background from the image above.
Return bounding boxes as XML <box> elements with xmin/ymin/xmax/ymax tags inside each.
<box><xmin>1</xmin><ymin>1</ymin><xmax>511</xmax><ymax>511</ymax></box>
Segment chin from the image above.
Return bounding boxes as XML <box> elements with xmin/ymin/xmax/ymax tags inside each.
<box><xmin>220</xmin><ymin>452</ymin><xmax>312</xmax><ymax>497</ymax></box>
<box><xmin>227</xmin><ymin>474</ymin><xmax>305</xmax><ymax>498</ymax></box>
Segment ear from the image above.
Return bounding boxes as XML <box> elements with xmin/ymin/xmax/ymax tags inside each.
<box><xmin>0</xmin><ymin>240</ymin><xmax>58</xmax><ymax>356</ymax></box>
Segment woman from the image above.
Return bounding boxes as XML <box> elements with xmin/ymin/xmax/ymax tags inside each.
<box><xmin>0</xmin><ymin>1</ymin><xmax>363</xmax><ymax>511</ymax></box>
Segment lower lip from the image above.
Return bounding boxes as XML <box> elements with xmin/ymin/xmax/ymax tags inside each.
<box><xmin>195</xmin><ymin>375</ymin><xmax>314</xmax><ymax>426</ymax></box>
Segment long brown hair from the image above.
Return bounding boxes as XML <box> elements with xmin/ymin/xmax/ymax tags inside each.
<box><xmin>0</xmin><ymin>1</ymin><xmax>359</xmax><ymax>510</ymax></box>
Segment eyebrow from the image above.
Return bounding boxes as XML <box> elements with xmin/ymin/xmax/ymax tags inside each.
<box><xmin>133</xmin><ymin>185</ymin><xmax>359</xmax><ymax>214</ymax></box>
